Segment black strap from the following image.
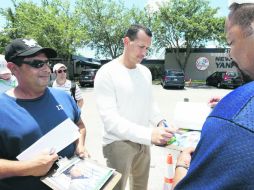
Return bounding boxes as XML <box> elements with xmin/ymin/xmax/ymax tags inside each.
<box><xmin>48</xmin><ymin>80</ymin><xmax>54</xmax><ymax>87</ymax></box>
<box><xmin>175</xmin><ymin>164</ymin><xmax>189</xmax><ymax>170</ymax></box>
<box><xmin>70</xmin><ymin>81</ymin><xmax>77</xmax><ymax>103</ymax></box>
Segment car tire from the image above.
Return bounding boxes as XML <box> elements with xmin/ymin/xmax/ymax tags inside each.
<box><xmin>217</xmin><ymin>82</ymin><xmax>221</xmax><ymax>88</ymax></box>
<box><xmin>162</xmin><ymin>82</ymin><xmax>166</xmax><ymax>89</ymax></box>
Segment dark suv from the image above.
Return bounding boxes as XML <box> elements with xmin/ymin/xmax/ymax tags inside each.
<box><xmin>206</xmin><ymin>71</ymin><xmax>244</xmax><ymax>88</ymax></box>
<box><xmin>161</xmin><ymin>70</ymin><xmax>185</xmax><ymax>89</ymax></box>
<box><xmin>79</xmin><ymin>69</ymin><xmax>98</xmax><ymax>87</ymax></box>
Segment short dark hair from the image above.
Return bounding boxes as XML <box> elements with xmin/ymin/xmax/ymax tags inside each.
<box><xmin>229</xmin><ymin>3</ymin><xmax>254</xmax><ymax>36</ymax></box>
<box><xmin>124</xmin><ymin>24</ymin><xmax>152</xmax><ymax>41</ymax></box>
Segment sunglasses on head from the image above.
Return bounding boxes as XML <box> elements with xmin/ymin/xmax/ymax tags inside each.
<box><xmin>57</xmin><ymin>69</ymin><xmax>67</xmax><ymax>74</ymax></box>
<box><xmin>22</xmin><ymin>59</ymin><xmax>49</xmax><ymax>68</ymax></box>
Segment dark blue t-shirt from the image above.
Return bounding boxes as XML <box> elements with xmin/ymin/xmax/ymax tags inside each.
<box><xmin>0</xmin><ymin>87</ymin><xmax>81</xmax><ymax>190</ymax></box>
<box><xmin>175</xmin><ymin>81</ymin><xmax>254</xmax><ymax>190</ymax></box>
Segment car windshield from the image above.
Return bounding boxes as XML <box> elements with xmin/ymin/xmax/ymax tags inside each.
<box><xmin>226</xmin><ymin>72</ymin><xmax>238</xmax><ymax>77</ymax></box>
<box><xmin>166</xmin><ymin>70</ymin><xmax>184</xmax><ymax>76</ymax></box>
<box><xmin>81</xmin><ymin>70</ymin><xmax>96</xmax><ymax>76</ymax></box>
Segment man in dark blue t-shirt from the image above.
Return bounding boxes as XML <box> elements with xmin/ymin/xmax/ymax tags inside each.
<box><xmin>0</xmin><ymin>38</ymin><xmax>89</xmax><ymax>190</ymax></box>
<box><xmin>173</xmin><ymin>2</ymin><xmax>254</xmax><ymax>190</ymax></box>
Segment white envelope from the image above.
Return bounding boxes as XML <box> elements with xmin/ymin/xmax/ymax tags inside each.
<box><xmin>173</xmin><ymin>102</ymin><xmax>212</xmax><ymax>131</ymax></box>
<box><xmin>17</xmin><ymin>118</ymin><xmax>80</xmax><ymax>161</ymax></box>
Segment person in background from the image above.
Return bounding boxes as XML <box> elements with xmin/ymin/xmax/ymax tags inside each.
<box><xmin>172</xmin><ymin>1</ymin><xmax>254</xmax><ymax>189</ymax></box>
<box><xmin>0</xmin><ymin>38</ymin><xmax>89</xmax><ymax>190</ymax></box>
<box><xmin>0</xmin><ymin>54</ymin><xmax>17</xmax><ymax>92</ymax></box>
<box><xmin>51</xmin><ymin>63</ymin><xmax>84</xmax><ymax>108</ymax></box>
<box><xmin>94</xmin><ymin>24</ymin><xmax>177</xmax><ymax>190</ymax></box>
<box><xmin>207</xmin><ymin>66</ymin><xmax>252</xmax><ymax>108</ymax></box>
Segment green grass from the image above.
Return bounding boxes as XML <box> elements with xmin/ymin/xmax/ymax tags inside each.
<box><xmin>152</xmin><ymin>79</ymin><xmax>206</xmax><ymax>85</ymax></box>
<box><xmin>191</xmin><ymin>80</ymin><xmax>206</xmax><ymax>84</ymax></box>
<box><xmin>152</xmin><ymin>79</ymin><xmax>161</xmax><ymax>85</ymax></box>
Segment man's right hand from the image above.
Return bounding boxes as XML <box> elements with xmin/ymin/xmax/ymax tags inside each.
<box><xmin>25</xmin><ymin>152</ymin><xmax>58</xmax><ymax>176</ymax></box>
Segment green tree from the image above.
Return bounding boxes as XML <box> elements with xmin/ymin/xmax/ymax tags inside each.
<box><xmin>0</xmin><ymin>0</ymin><xmax>19</xmax><ymax>52</ymax></box>
<box><xmin>0</xmin><ymin>0</ymin><xmax>87</xmax><ymax>60</ymax></box>
<box><xmin>151</xmin><ymin>0</ymin><xmax>225</xmax><ymax>71</ymax></box>
<box><xmin>76</xmin><ymin>0</ymin><xmax>147</xmax><ymax>59</ymax></box>
<box><xmin>0</xmin><ymin>33</ymin><xmax>11</xmax><ymax>54</ymax></box>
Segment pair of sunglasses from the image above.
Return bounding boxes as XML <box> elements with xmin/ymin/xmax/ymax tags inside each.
<box><xmin>22</xmin><ymin>59</ymin><xmax>49</xmax><ymax>68</ymax></box>
<box><xmin>57</xmin><ymin>69</ymin><xmax>67</xmax><ymax>74</ymax></box>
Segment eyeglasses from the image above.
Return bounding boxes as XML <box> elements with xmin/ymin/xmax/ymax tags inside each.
<box><xmin>22</xmin><ymin>59</ymin><xmax>49</xmax><ymax>68</ymax></box>
<box><xmin>57</xmin><ymin>69</ymin><xmax>67</xmax><ymax>74</ymax></box>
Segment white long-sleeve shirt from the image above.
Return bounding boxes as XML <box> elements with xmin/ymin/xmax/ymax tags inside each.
<box><xmin>94</xmin><ymin>59</ymin><xmax>163</xmax><ymax>146</ymax></box>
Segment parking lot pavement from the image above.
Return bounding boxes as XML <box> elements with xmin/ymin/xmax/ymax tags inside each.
<box><xmin>80</xmin><ymin>85</ymin><xmax>232</xmax><ymax>190</ymax></box>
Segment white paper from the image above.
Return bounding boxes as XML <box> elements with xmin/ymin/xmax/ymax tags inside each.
<box><xmin>17</xmin><ymin>118</ymin><xmax>80</xmax><ymax>161</ymax></box>
<box><xmin>173</xmin><ymin>102</ymin><xmax>212</xmax><ymax>131</ymax></box>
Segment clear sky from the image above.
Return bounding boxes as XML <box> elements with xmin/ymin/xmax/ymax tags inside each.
<box><xmin>125</xmin><ymin>0</ymin><xmax>228</xmax><ymax>16</ymax></box>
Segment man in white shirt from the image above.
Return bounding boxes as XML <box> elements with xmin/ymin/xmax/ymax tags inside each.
<box><xmin>52</xmin><ymin>63</ymin><xmax>84</xmax><ymax>108</ymax></box>
<box><xmin>94</xmin><ymin>24</ymin><xmax>177</xmax><ymax>190</ymax></box>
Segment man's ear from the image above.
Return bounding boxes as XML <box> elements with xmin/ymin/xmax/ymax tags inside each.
<box><xmin>7</xmin><ymin>62</ymin><xmax>17</xmax><ymax>74</ymax></box>
<box><xmin>123</xmin><ymin>37</ymin><xmax>130</xmax><ymax>45</ymax></box>
<box><xmin>251</xmin><ymin>22</ymin><xmax>254</xmax><ymax>34</ymax></box>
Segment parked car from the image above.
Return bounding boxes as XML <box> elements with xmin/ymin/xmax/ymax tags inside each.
<box><xmin>161</xmin><ymin>70</ymin><xmax>185</xmax><ymax>89</ymax></box>
<box><xmin>206</xmin><ymin>71</ymin><xmax>244</xmax><ymax>88</ymax></box>
<box><xmin>79</xmin><ymin>69</ymin><xmax>98</xmax><ymax>87</ymax></box>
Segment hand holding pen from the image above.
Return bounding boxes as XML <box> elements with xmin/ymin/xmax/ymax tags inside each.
<box><xmin>151</xmin><ymin>120</ymin><xmax>179</xmax><ymax>145</ymax></box>
<box><xmin>162</xmin><ymin>120</ymin><xmax>182</xmax><ymax>135</ymax></box>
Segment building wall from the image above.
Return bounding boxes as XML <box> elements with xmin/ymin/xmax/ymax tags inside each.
<box><xmin>165</xmin><ymin>48</ymin><xmax>238</xmax><ymax>80</ymax></box>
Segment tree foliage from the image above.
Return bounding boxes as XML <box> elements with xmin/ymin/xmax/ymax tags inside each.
<box><xmin>76</xmin><ymin>0</ymin><xmax>147</xmax><ymax>59</ymax></box>
<box><xmin>0</xmin><ymin>0</ymin><xmax>226</xmax><ymax>62</ymax></box>
<box><xmin>151</xmin><ymin>0</ymin><xmax>226</xmax><ymax>71</ymax></box>
<box><xmin>0</xmin><ymin>0</ymin><xmax>87</xmax><ymax>60</ymax></box>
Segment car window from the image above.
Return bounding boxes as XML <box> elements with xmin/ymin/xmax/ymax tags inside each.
<box><xmin>211</xmin><ymin>73</ymin><xmax>216</xmax><ymax>77</ymax></box>
<box><xmin>227</xmin><ymin>72</ymin><xmax>237</xmax><ymax>77</ymax></box>
<box><xmin>81</xmin><ymin>70</ymin><xmax>97</xmax><ymax>76</ymax></box>
<box><xmin>165</xmin><ymin>70</ymin><xmax>184</xmax><ymax>76</ymax></box>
